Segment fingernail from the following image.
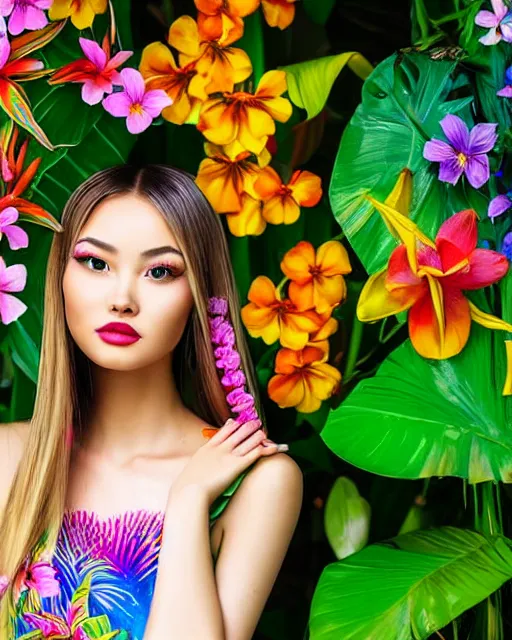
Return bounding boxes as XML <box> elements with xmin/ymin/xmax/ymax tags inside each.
<box><xmin>277</xmin><ymin>444</ymin><xmax>289</xmax><ymax>452</ymax></box>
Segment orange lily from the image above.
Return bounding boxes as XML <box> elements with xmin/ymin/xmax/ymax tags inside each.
<box><xmin>253</xmin><ymin>167</ymin><xmax>322</xmax><ymax>225</ymax></box>
<box><xmin>226</xmin><ymin>194</ymin><xmax>267</xmax><ymax>237</ymax></box>
<box><xmin>261</xmin><ymin>0</ymin><xmax>297</xmax><ymax>30</ymax></box>
<box><xmin>241</xmin><ymin>275</ymin><xmax>324</xmax><ymax>349</ymax></box>
<box><xmin>306</xmin><ymin>313</ymin><xmax>339</xmax><ymax>361</ymax></box>
<box><xmin>0</xmin><ymin>121</ymin><xmax>61</xmax><ymax>232</ymax></box>
<box><xmin>268</xmin><ymin>346</ymin><xmax>341</xmax><ymax>412</ymax></box>
<box><xmin>48</xmin><ymin>0</ymin><xmax>107</xmax><ymax>30</ymax></box>
<box><xmin>358</xmin><ymin>199</ymin><xmax>512</xmax><ymax>359</ymax></box>
<box><xmin>197</xmin><ymin>69</ymin><xmax>293</xmax><ymax>155</ymax></box>
<box><xmin>195</xmin><ymin>0</ymin><xmax>261</xmax><ymax>46</ymax></box>
<box><xmin>139</xmin><ymin>41</ymin><xmax>206</xmax><ymax>125</ymax></box>
<box><xmin>169</xmin><ymin>15</ymin><xmax>252</xmax><ymax>95</ymax></box>
<box><xmin>281</xmin><ymin>240</ymin><xmax>352</xmax><ymax>313</ymax></box>
<box><xmin>195</xmin><ymin>142</ymin><xmax>266</xmax><ymax>213</ymax></box>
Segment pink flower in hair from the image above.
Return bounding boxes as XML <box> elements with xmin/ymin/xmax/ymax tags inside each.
<box><xmin>0</xmin><ymin>574</ymin><xmax>8</xmax><ymax>598</ymax></box>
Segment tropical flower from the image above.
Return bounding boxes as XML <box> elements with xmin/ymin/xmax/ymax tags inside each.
<box><xmin>306</xmin><ymin>313</ymin><xmax>339</xmax><ymax>360</ymax></box>
<box><xmin>139</xmin><ymin>41</ymin><xmax>204</xmax><ymax>125</ymax></box>
<box><xmin>102</xmin><ymin>67</ymin><xmax>173</xmax><ymax>134</ymax></box>
<box><xmin>169</xmin><ymin>15</ymin><xmax>252</xmax><ymax>95</ymax></box>
<box><xmin>280</xmin><ymin>240</ymin><xmax>352</xmax><ymax>314</ymax></box>
<box><xmin>241</xmin><ymin>275</ymin><xmax>323</xmax><ymax>349</ymax></box>
<box><xmin>423</xmin><ymin>114</ymin><xmax>498</xmax><ymax>189</ymax></box>
<box><xmin>13</xmin><ymin>553</ymin><xmax>60</xmax><ymax>603</ymax></box>
<box><xmin>0</xmin><ymin>574</ymin><xmax>8</xmax><ymax>598</ymax></box>
<box><xmin>261</xmin><ymin>0</ymin><xmax>297</xmax><ymax>29</ymax></box>
<box><xmin>0</xmin><ymin>20</ymin><xmax>64</xmax><ymax>150</ymax></box>
<box><xmin>195</xmin><ymin>142</ymin><xmax>266</xmax><ymax>214</ymax></box>
<box><xmin>0</xmin><ymin>0</ymin><xmax>51</xmax><ymax>36</ymax></box>
<box><xmin>48</xmin><ymin>0</ymin><xmax>107</xmax><ymax>30</ymax></box>
<box><xmin>48</xmin><ymin>35</ymin><xmax>133</xmax><ymax>105</ymax></box>
<box><xmin>0</xmin><ymin>256</ymin><xmax>26</xmax><ymax>324</ymax></box>
<box><xmin>253</xmin><ymin>167</ymin><xmax>322</xmax><ymax>225</ymax></box>
<box><xmin>474</xmin><ymin>0</ymin><xmax>512</xmax><ymax>45</ymax></box>
<box><xmin>268</xmin><ymin>346</ymin><xmax>341</xmax><ymax>413</ymax></box>
<box><xmin>358</xmin><ymin>201</ymin><xmax>511</xmax><ymax>360</ymax></box>
<box><xmin>197</xmin><ymin>69</ymin><xmax>293</xmax><ymax>155</ymax></box>
<box><xmin>226</xmin><ymin>193</ymin><xmax>267</xmax><ymax>237</ymax></box>
<box><xmin>488</xmin><ymin>193</ymin><xmax>512</xmax><ymax>218</ymax></box>
<box><xmin>501</xmin><ymin>231</ymin><xmax>512</xmax><ymax>260</ymax></box>
<box><xmin>497</xmin><ymin>65</ymin><xmax>512</xmax><ymax>97</ymax></box>
<box><xmin>0</xmin><ymin>206</ymin><xmax>28</xmax><ymax>249</ymax></box>
<box><xmin>195</xmin><ymin>0</ymin><xmax>260</xmax><ymax>46</ymax></box>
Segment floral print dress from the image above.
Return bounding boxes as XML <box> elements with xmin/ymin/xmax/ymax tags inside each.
<box><xmin>1</xmin><ymin>475</ymin><xmax>245</xmax><ymax>640</ymax></box>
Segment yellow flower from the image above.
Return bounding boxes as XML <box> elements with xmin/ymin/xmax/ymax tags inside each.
<box><xmin>195</xmin><ymin>0</ymin><xmax>261</xmax><ymax>46</ymax></box>
<box><xmin>49</xmin><ymin>0</ymin><xmax>107</xmax><ymax>30</ymax></box>
<box><xmin>197</xmin><ymin>70</ymin><xmax>293</xmax><ymax>155</ymax></box>
<box><xmin>169</xmin><ymin>16</ymin><xmax>252</xmax><ymax>95</ymax></box>
<box><xmin>306</xmin><ymin>313</ymin><xmax>339</xmax><ymax>361</ymax></box>
<box><xmin>268</xmin><ymin>346</ymin><xmax>341</xmax><ymax>413</ymax></box>
<box><xmin>226</xmin><ymin>194</ymin><xmax>267</xmax><ymax>237</ymax></box>
<box><xmin>262</xmin><ymin>0</ymin><xmax>297</xmax><ymax>30</ymax></box>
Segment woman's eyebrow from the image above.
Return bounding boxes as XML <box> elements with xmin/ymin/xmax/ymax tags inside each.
<box><xmin>75</xmin><ymin>237</ymin><xmax>184</xmax><ymax>259</ymax></box>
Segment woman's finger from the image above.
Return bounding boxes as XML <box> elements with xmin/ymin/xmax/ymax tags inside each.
<box><xmin>207</xmin><ymin>418</ymin><xmax>239</xmax><ymax>445</ymax></box>
<box><xmin>232</xmin><ymin>429</ymin><xmax>266</xmax><ymax>456</ymax></box>
<box><xmin>225</xmin><ymin>420</ymin><xmax>262</xmax><ymax>449</ymax></box>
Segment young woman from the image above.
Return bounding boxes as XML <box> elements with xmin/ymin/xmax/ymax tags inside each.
<box><xmin>0</xmin><ymin>165</ymin><xmax>303</xmax><ymax>639</ymax></box>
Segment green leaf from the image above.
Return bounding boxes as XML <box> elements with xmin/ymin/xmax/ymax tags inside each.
<box><xmin>309</xmin><ymin>527</ymin><xmax>512</xmax><ymax>640</ymax></box>
<box><xmin>328</xmin><ymin>53</ymin><xmax>476</xmax><ymax>275</ymax></box>
<box><xmin>321</xmin><ymin>324</ymin><xmax>512</xmax><ymax>483</ymax></box>
<box><xmin>324</xmin><ymin>477</ymin><xmax>370</xmax><ymax>560</ymax></box>
<box><xmin>280</xmin><ymin>52</ymin><xmax>373</xmax><ymax>121</ymax></box>
<box><xmin>237</xmin><ymin>11</ymin><xmax>265</xmax><ymax>85</ymax></box>
<box><xmin>303</xmin><ymin>0</ymin><xmax>335</xmax><ymax>25</ymax></box>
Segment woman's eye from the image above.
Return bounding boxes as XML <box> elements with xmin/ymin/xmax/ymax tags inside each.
<box><xmin>148</xmin><ymin>266</ymin><xmax>175</xmax><ymax>281</ymax></box>
<box><xmin>78</xmin><ymin>256</ymin><xmax>107</xmax><ymax>272</ymax></box>
<box><xmin>75</xmin><ymin>255</ymin><xmax>176</xmax><ymax>281</ymax></box>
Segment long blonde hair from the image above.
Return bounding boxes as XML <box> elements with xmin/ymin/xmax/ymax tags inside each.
<box><xmin>0</xmin><ymin>164</ymin><xmax>264</xmax><ymax>633</ymax></box>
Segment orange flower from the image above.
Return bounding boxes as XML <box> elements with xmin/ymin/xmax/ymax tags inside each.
<box><xmin>139</xmin><ymin>42</ymin><xmax>206</xmax><ymax>125</ymax></box>
<box><xmin>169</xmin><ymin>16</ymin><xmax>252</xmax><ymax>95</ymax></box>
<box><xmin>253</xmin><ymin>167</ymin><xmax>322</xmax><ymax>225</ymax></box>
<box><xmin>281</xmin><ymin>240</ymin><xmax>352</xmax><ymax>313</ymax></box>
<box><xmin>195</xmin><ymin>0</ymin><xmax>261</xmax><ymax>45</ymax></box>
<box><xmin>241</xmin><ymin>275</ymin><xmax>323</xmax><ymax>349</ymax></box>
<box><xmin>195</xmin><ymin>142</ymin><xmax>266</xmax><ymax>213</ymax></box>
<box><xmin>226</xmin><ymin>194</ymin><xmax>267</xmax><ymax>237</ymax></box>
<box><xmin>197</xmin><ymin>70</ymin><xmax>293</xmax><ymax>155</ymax></box>
<box><xmin>48</xmin><ymin>0</ymin><xmax>107</xmax><ymax>30</ymax></box>
<box><xmin>261</xmin><ymin>0</ymin><xmax>297</xmax><ymax>29</ymax></box>
<box><xmin>268</xmin><ymin>346</ymin><xmax>341</xmax><ymax>412</ymax></box>
<box><xmin>306</xmin><ymin>313</ymin><xmax>339</xmax><ymax>361</ymax></box>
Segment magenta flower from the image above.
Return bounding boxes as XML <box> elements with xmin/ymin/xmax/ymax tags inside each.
<box><xmin>0</xmin><ymin>575</ymin><xmax>8</xmax><ymax>599</ymax></box>
<box><xmin>475</xmin><ymin>0</ymin><xmax>512</xmax><ymax>45</ymax></box>
<box><xmin>497</xmin><ymin>66</ymin><xmax>512</xmax><ymax>97</ymax></box>
<box><xmin>423</xmin><ymin>114</ymin><xmax>498</xmax><ymax>189</ymax></box>
<box><xmin>102</xmin><ymin>67</ymin><xmax>173</xmax><ymax>134</ymax></box>
<box><xmin>0</xmin><ymin>256</ymin><xmax>27</xmax><ymax>324</ymax></box>
<box><xmin>488</xmin><ymin>194</ymin><xmax>512</xmax><ymax>218</ymax></box>
<box><xmin>0</xmin><ymin>15</ymin><xmax>9</xmax><ymax>69</ymax></box>
<box><xmin>0</xmin><ymin>206</ymin><xmax>28</xmax><ymax>249</ymax></box>
<box><xmin>0</xmin><ymin>0</ymin><xmax>51</xmax><ymax>36</ymax></box>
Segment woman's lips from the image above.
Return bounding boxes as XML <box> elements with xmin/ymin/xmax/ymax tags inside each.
<box><xmin>96</xmin><ymin>331</ymin><xmax>140</xmax><ymax>346</ymax></box>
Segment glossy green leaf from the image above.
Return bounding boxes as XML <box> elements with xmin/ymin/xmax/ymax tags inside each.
<box><xmin>303</xmin><ymin>0</ymin><xmax>336</xmax><ymax>25</ymax></box>
<box><xmin>324</xmin><ymin>477</ymin><xmax>370</xmax><ymax>560</ymax></box>
<box><xmin>281</xmin><ymin>52</ymin><xmax>373</xmax><ymax>121</ymax></box>
<box><xmin>309</xmin><ymin>527</ymin><xmax>512</xmax><ymax>640</ymax></box>
<box><xmin>328</xmin><ymin>53</ymin><xmax>477</xmax><ymax>275</ymax></box>
<box><xmin>321</xmin><ymin>324</ymin><xmax>512</xmax><ymax>483</ymax></box>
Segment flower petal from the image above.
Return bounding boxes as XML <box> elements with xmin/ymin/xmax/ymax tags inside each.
<box><xmin>357</xmin><ymin>267</ymin><xmax>422</xmax><ymax>322</ymax></box>
<box><xmin>316</xmin><ymin>240</ymin><xmax>352</xmax><ymax>276</ymax></box>
<box><xmin>2</xmin><ymin>224</ymin><xmax>28</xmax><ymax>250</ymax></box>
<box><xmin>475</xmin><ymin>9</ymin><xmax>500</xmax><ymax>27</ymax></box>
<box><xmin>268</xmin><ymin>371</ymin><xmax>305</xmax><ymax>409</ymax></box>
<box><xmin>488</xmin><ymin>194</ymin><xmax>512</xmax><ymax>219</ymax></box>
<box><xmin>313</xmin><ymin>274</ymin><xmax>346</xmax><ymax>311</ymax></box>
<box><xmin>0</xmin><ymin>16</ymin><xmax>10</xmax><ymax>69</ymax></box>
<box><xmin>423</xmin><ymin>139</ymin><xmax>456</xmax><ymax>162</ymax></box>
<box><xmin>289</xmin><ymin>170</ymin><xmax>322</xmax><ymax>207</ymax></box>
<box><xmin>491</xmin><ymin>0</ymin><xmax>508</xmax><ymax>20</ymax></box>
<box><xmin>386</xmin><ymin>244</ymin><xmax>423</xmax><ymax>289</ymax></box>
<box><xmin>280</xmin><ymin>240</ymin><xmax>315</xmax><ymax>283</ymax></box>
<box><xmin>465</xmin><ymin>154</ymin><xmax>490</xmax><ymax>189</ymax></box>
<box><xmin>256</xmin><ymin>69</ymin><xmax>287</xmax><ymax>97</ymax></box>
<box><xmin>440</xmin><ymin>114</ymin><xmax>470</xmax><ymax>153</ymax></box>
<box><xmin>247</xmin><ymin>275</ymin><xmax>278</xmax><ymax>307</ymax></box>
<box><xmin>168</xmin><ymin>15</ymin><xmax>201</xmax><ymax>58</ymax></box>
<box><xmin>102</xmin><ymin>91</ymin><xmax>131</xmax><ymax>117</ymax></box>
<box><xmin>253</xmin><ymin>166</ymin><xmax>282</xmax><ymax>199</ymax></box>
<box><xmin>503</xmin><ymin>340</ymin><xmax>512</xmax><ymax>396</ymax></box>
<box><xmin>119</xmin><ymin>67</ymin><xmax>145</xmax><ymax>103</ymax></box>
<box><xmin>497</xmin><ymin>85</ymin><xmax>512</xmax><ymax>97</ymax></box>
<box><xmin>226</xmin><ymin>194</ymin><xmax>266</xmax><ymax>237</ymax></box>
<box><xmin>480</xmin><ymin>28</ymin><xmax>501</xmax><ymax>45</ymax></box>
<box><xmin>435</xmin><ymin>209</ymin><xmax>477</xmax><ymax>271</ymax></box>
<box><xmin>0</xmin><ymin>205</ymin><xmax>18</xmax><ymax>226</ymax></box>
<box><xmin>81</xmin><ymin>80</ymin><xmax>105</xmax><ymax>105</ymax></box>
<box><xmin>79</xmin><ymin>37</ymin><xmax>106</xmax><ymax>70</ymax></box>
<box><xmin>288</xmin><ymin>281</ymin><xmax>314</xmax><ymax>312</ymax></box>
<box><xmin>141</xmin><ymin>89</ymin><xmax>173</xmax><ymax>117</ymax></box>
<box><xmin>444</xmin><ymin>248</ymin><xmax>508</xmax><ymax>290</ymax></box>
<box><xmin>468</xmin><ymin>122</ymin><xmax>498</xmax><ymax>154</ymax></box>
<box><xmin>126</xmin><ymin>109</ymin><xmax>153</xmax><ymax>134</ymax></box>
<box><xmin>0</xmin><ymin>290</ymin><xmax>26</xmax><ymax>324</ymax></box>
<box><xmin>438</xmin><ymin>158</ymin><xmax>464</xmax><ymax>185</ymax></box>
<box><xmin>0</xmin><ymin>260</ymin><xmax>26</xmax><ymax>292</ymax></box>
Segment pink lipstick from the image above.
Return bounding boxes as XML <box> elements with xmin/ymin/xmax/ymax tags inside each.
<box><xmin>95</xmin><ymin>322</ymin><xmax>141</xmax><ymax>346</ymax></box>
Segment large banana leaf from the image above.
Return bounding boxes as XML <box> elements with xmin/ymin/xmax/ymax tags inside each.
<box><xmin>309</xmin><ymin>527</ymin><xmax>512</xmax><ymax>640</ymax></box>
<box><xmin>321</xmin><ymin>324</ymin><xmax>512</xmax><ymax>483</ymax></box>
<box><xmin>328</xmin><ymin>52</ymin><xmax>487</xmax><ymax>275</ymax></box>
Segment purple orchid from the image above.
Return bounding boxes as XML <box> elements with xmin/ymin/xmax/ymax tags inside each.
<box><xmin>0</xmin><ymin>0</ymin><xmax>51</xmax><ymax>36</ymax></box>
<box><xmin>423</xmin><ymin>114</ymin><xmax>498</xmax><ymax>189</ymax></box>
<box><xmin>0</xmin><ymin>256</ymin><xmax>26</xmax><ymax>324</ymax></box>
<box><xmin>488</xmin><ymin>194</ymin><xmax>512</xmax><ymax>218</ymax></box>
<box><xmin>0</xmin><ymin>207</ymin><xmax>28</xmax><ymax>249</ymax></box>
<box><xmin>102</xmin><ymin>67</ymin><xmax>172</xmax><ymax>135</ymax></box>
<box><xmin>497</xmin><ymin>65</ymin><xmax>512</xmax><ymax>97</ymax></box>
<box><xmin>0</xmin><ymin>15</ymin><xmax>9</xmax><ymax>69</ymax></box>
<box><xmin>475</xmin><ymin>0</ymin><xmax>512</xmax><ymax>45</ymax></box>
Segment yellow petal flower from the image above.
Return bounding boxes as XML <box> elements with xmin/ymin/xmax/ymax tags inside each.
<box><xmin>226</xmin><ymin>194</ymin><xmax>267</xmax><ymax>237</ymax></box>
<box><xmin>503</xmin><ymin>340</ymin><xmax>512</xmax><ymax>396</ymax></box>
<box><xmin>49</xmin><ymin>0</ymin><xmax>107</xmax><ymax>29</ymax></box>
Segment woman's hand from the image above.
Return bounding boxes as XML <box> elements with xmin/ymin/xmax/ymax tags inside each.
<box><xmin>167</xmin><ymin>419</ymin><xmax>286</xmax><ymax>508</ymax></box>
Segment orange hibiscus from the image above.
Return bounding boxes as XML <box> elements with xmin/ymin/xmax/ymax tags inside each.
<box><xmin>139</xmin><ymin>42</ymin><xmax>206</xmax><ymax>125</ymax></box>
<box><xmin>241</xmin><ymin>275</ymin><xmax>323</xmax><ymax>349</ymax></box>
<box><xmin>195</xmin><ymin>0</ymin><xmax>261</xmax><ymax>45</ymax></box>
<box><xmin>261</xmin><ymin>0</ymin><xmax>297</xmax><ymax>29</ymax></box>
<box><xmin>197</xmin><ymin>70</ymin><xmax>293</xmax><ymax>155</ymax></box>
<box><xmin>169</xmin><ymin>16</ymin><xmax>252</xmax><ymax>95</ymax></box>
<box><xmin>281</xmin><ymin>240</ymin><xmax>352</xmax><ymax>313</ymax></box>
<box><xmin>306</xmin><ymin>313</ymin><xmax>339</xmax><ymax>360</ymax></box>
<box><xmin>253</xmin><ymin>167</ymin><xmax>322</xmax><ymax>225</ymax></box>
<box><xmin>268</xmin><ymin>346</ymin><xmax>341</xmax><ymax>412</ymax></box>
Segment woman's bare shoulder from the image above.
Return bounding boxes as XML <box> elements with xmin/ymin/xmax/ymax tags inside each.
<box><xmin>0</xmin><ymin>420</ymin><xmax>31</xmax><ymax>512</ymax></box>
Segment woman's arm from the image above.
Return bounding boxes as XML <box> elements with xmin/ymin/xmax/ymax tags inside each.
<box><xmin>143</xmin><ymin>453</ymin><xmax>303</xmax><ymax>640</ymax></box>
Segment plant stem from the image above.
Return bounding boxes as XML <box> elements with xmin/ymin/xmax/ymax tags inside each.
<box><xmin>344</xmin><ymin>316</ymin><xmax>364</xmax><ymax>381</ymax></box>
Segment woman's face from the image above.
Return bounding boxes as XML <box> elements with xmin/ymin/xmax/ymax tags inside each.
<box><xmin>62</xmin><ymin>193</ymin><xmax>194</xmax><ymax>371</ymax></box>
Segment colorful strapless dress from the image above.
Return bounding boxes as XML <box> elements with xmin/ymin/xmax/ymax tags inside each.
<box><xmin>3</xmin><ymin>475</ymin><xmax>245</xmax><ymax>640</ymax></box>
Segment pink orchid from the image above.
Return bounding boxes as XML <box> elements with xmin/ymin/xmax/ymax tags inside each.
<box><xmin>14</xmin><ymin>554</ymin><xmax>60</xmax><ymax>604</ymax></box>
<box><xmin>102</xmin><ymin>67</ymin><xmax>173</xmax><ymax>134</ymax></box>
<box><xmin>0</xmin><ymin>574</ymin><xmax>8</xmax><ymax>598</ymax></box>
<box><xmin>0</xmin><ymin>0</ymin><xmax>51</xmax><ymax>36</ymax></box>
<box><xmin>48</xmin><ymin>35</ymin><xmax>133</xmax><ymax>106</ymax></box>
<box><xmin>475</xmin><ymin>0</ymin><xmax>512</xmax><ymax>45</ymax></box>
<box><xmin>0</xmin><ymin>206</ymin><xmax>28</xmax><ymax>249</ymax></box>
<box><xmin>0</xmin><ymin>14</ymin><xmax>9</xmax><ymax>69</ymax></box>
<box><xmin>0</xmin><ymin>256</ymin><xmax>27</xmax><ymax>324</ymax></box>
